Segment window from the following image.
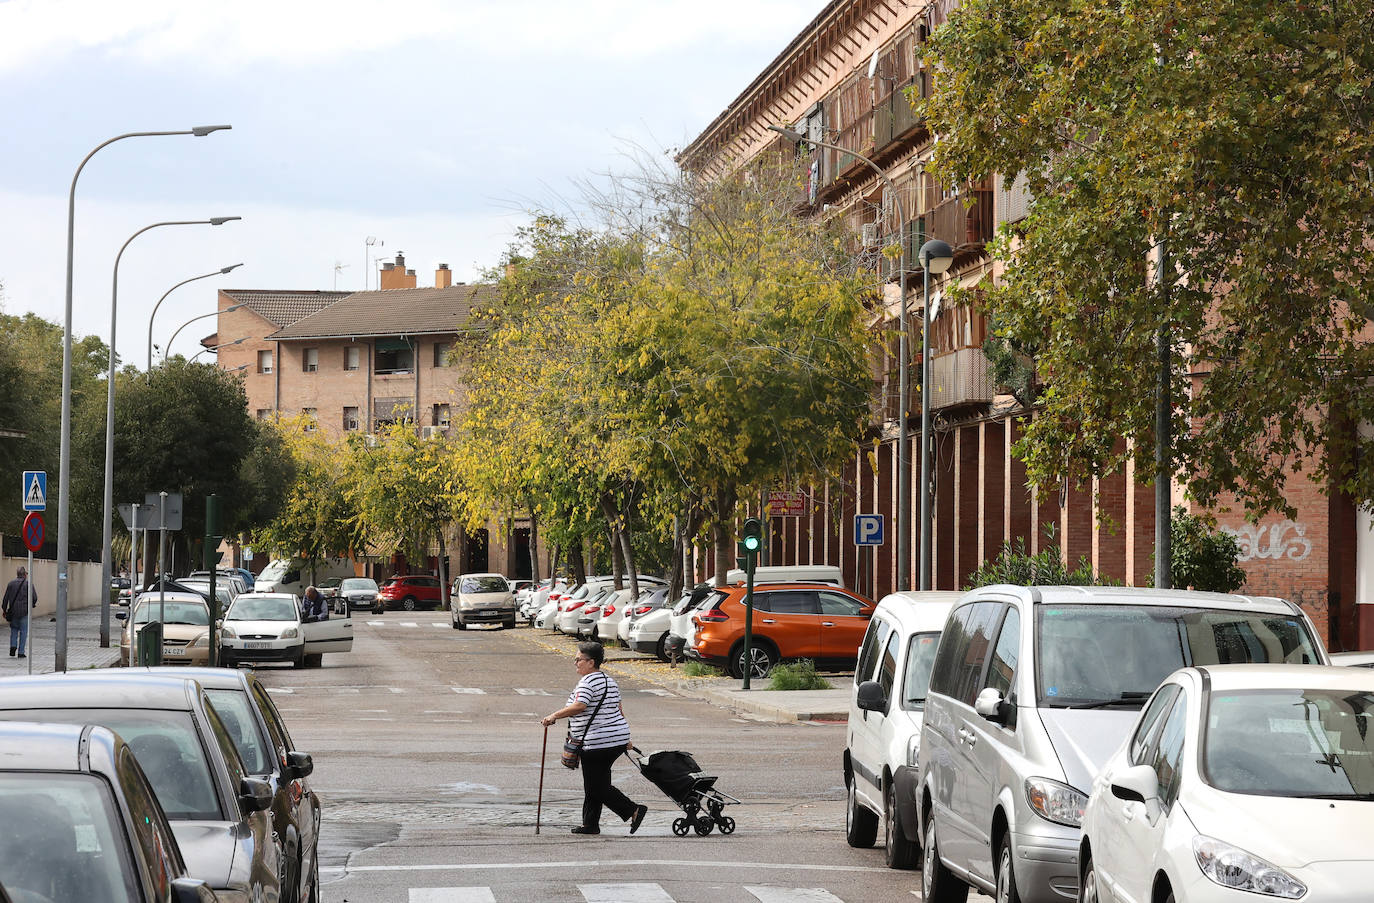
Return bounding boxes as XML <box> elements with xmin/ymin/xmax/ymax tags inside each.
<box><xmin>255</xmin><ymin>409</ymin><xmax>271</xmax><ymax>421</ymax></box>
<box><xmin>302</xmin><ymin>408</ymin><xmax>317</xmax><ymax>432</ymax></box>
<box><xmin>433</xmin><ymin>342</ymin><xmax>450</xmax><ymax>367</ymax></box>
<box><xmin>433</xmin><ymin>403</ymin><xmax>451</xmax><ymax>428</ymax></box>
<box><xmin>901</xmin><ymin>632</ymin><xmax>942</xmax><ymax>709</ymax></box>
<box><xmin>257</xmin><ymin>350</ymin><xmax>273</xmax><ymax>374</ymax></box>
<box><xmin>856</xmin><ymin>618</ymin><xmax>892</xmax><ymax>685</ymax></box>
<box><xmin>344</xmin><ymin>346</ymin><xmax>360</xmax><ymax>371</ymax></box>
<box><xmin>762</xmin><ymin>591</ymin><xmax>819</xmax><ymax>614</ymax></box>
<box><xmin>343</xmin><ymin>407</ymin><xmax>360</xmax><ymax>431</ymax></box>
<box><xmin>819</xmin><ymin>591</ymin><xmax>866</xmax><ymax>616</ymax></box>
<box><xmin>1130</xmin><ymin>684</ymin><xmax>1181</xmax><ymax>765</ymax></box>
<box><xmin>302</xmin><ymin>348</ymin><xmax>318</xmax><ymax>372</ymax></box>
<box><xmin>375</xmin><ymin>340</ymin><xmax>414</xmax><ymax>374</ymax></box>
<box><xmin>877</xmin><ymin>630</ymin><xmax>900</xmax><ymax>706</ymax></box>
<box><xmin>1147</xmin><ymin>691</ymin><xmax>1188</xmax><ymax>809</ymax></box>
<box><xmin>932</xmin><ymin>601</ymin><xmax>1003</xmax><ymax>706</ymax></box>
<box><xmin>984</xmin><ymin>606</ymin><xmax>1021</xmax><ymax>699</ymax></box>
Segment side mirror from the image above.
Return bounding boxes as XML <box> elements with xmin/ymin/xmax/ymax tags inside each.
<box><xmin>1110</xmin><ymin>763</ymin><xmax>1160</xmax><ymax>805</ymax></box>
<box><xmin>237</xmin><ymin>777</ymin><xmax>273</xmax><ymax>814</ymax></box>
<box><xmin>975</xmin><ymin>687</ymin><xmax>1013</xmax><ymax>725</ymax></box>
<box><xmin>171</xmin><ymin>876</ymin><xmax>217</xmax><ymax>902</ymax></box>
<box><xmin>115</xmin><ymin>611</ymin><xmax>128</xmax><ymax>621</ymax></box>
<box><xmin>856</xmin><ymin>680</ymin><xmax>888</xmax><ymax>713</ymax></box>
<box><xmin>285</xmin><ymin>750</ymin><xmax>314</xmax><ymax>779</ymax></box>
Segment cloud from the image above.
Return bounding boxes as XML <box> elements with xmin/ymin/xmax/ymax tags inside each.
<box><xmin>0</xmin><ymin>0</ymin><xmax>822</xmax><ymax>72</ymax></box>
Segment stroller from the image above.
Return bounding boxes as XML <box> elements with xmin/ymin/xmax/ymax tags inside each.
<box><xmin>626</xmin><ymin>746</ymin><xmax>740</xmax><ymax>836</ymax></box>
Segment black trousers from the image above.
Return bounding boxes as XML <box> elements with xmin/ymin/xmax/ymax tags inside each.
<box><xmin>579</xmin><ymin>744</ymin><xmax>636</xmax><ymax>829</ymax></box>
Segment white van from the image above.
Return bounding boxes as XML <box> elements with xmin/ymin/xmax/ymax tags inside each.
<box><xmin>724</xmin><ymin>564</ymin><xmax>844</xmax><ymax>587</ymax></box>
<box><xmin>254</xmin><ymin>558</ymin><xmax>355</xmax><ymax>596</ymax></box>
<box><xmin>845</xmin><ymin>591</ymin><xmax>963</xmax><ymax>869</ymax></box>
<box><xmin>917</xmin><ymin>585</ymin><xmax>1330</xmax><ymax>903</ymax></box>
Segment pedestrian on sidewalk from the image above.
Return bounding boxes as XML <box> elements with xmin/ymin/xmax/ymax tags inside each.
<box><xmin>541</xmin><ymin>641</ymin><xmax>647</xmax><ymax>835</ymax></box>
<box><xmin>2</xmin><ymin>567</ymin><xmax>35</xmax><ymax>658</ymax></box>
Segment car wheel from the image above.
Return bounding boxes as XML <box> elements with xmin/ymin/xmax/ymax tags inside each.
<box><xmin>402</xmin><ymin>596</ymin><xmax>418</xmax><ymax>612</ymax></box>
<box><xmin>923</xmin><ymin>815</ymin><xmax>969</xmax><ymax>903</ymax></box>
<box><xmin>728</xmin><ymin>640</ymin><xmax>777</xmax><ymax>680</ymax></box>
<box><xmin>845</xmin><ymin>777</ymin><xmax>878</xmax><ymax>848</ymax></box>
<box><xmin>884</xmin><ymin>781</ymin><xmax>919</xmax><ymax>869</ymax></box>
<box><xmin>996</xmin><ymin>834</ymin><xmax>1022</xmax><ymax>903</ymax></box>
<box><xmin>220</xmin><ymin>653</ymin><xmax>235</xmax><ymax>668</ymax></box>
<box><xmin>456</xmin><ymin>615</ymin><xmax>467</xmax><ymax>630</ymax></box>
<box><xmin>1081</xmin><ymin>855</ymin><xmax>1099</xmax><ymax>903</ymax></box>
<box><xmin>304</xmin><ymin>653</ymin><xmax>324</xmax><ymax>669</ymax></box>
<box><xmin>451</xmin><ymin>608</ymin><xmax>462</xmax><ymax>629</ymax></box>
<box><xmin>292</xmin><ymin>648</ymin><xmax>306</xmax><ymax>669</ymax></box>
<box><xmin>503</xmin><ymin>617</ymin><xmax>516</xmax><ymax>629</ymax></box>
<box><xmin>654</xmin><ymin>634</ymin><xmax>669</xmax><ymax>662</ymax></box>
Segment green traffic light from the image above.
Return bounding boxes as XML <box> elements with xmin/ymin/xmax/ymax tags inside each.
<box><xmin>741</xmin><ymin>517</ymin><xmax>763</xmax><ymax>552</ymax></box>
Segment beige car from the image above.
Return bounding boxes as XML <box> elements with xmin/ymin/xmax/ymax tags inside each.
<box><xmin>118</xmin><ymin>592</ymin><xmax>214</xmax><ymax>666</ymax></box>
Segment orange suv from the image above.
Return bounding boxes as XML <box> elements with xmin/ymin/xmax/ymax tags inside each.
<box><xmin>687</xmin><ymin>582</ymin><xmax>874</xmax><ymax>679</ymax></box>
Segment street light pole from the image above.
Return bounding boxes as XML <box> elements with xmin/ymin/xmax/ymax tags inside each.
<box><xmin>767</xmin><ymin>125</ymin><xmax>915</xmax><ymax>591</ymax></box>
<box><xmin>917</xmin><ymin>240</ymin><xmax>954</xmax><ymax>591</ymax></box>
<box><xmin>146</xmin><ymin>263</ymin><xmax>244</xmax><ymax>372</ymax></box>
<box><xmin>164</xmin><ymin>305</ymin><xmax>246</xmax><ymax>360</ymax></box>
<box><xmin>101</xmin><ymin>236</ymin><xmax>239</xmax><ymax>650</ymax></box>
<box><xmin>56</xmin><ymin>124</ymin><xmax>230</xmax><ymax>672</ymax></box>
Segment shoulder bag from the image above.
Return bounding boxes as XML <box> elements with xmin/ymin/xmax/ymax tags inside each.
<box><xmin>561</xmin><ymin>673</ymin><xmax>609</xmax><ymax>770</ymax></box>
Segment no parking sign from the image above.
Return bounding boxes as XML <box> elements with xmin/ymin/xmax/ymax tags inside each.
<box><xmin>22</xmin><ymin>511</ymin><xmax>44</xmax><ymax>552</ymax></box>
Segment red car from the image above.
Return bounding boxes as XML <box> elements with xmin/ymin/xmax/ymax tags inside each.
<box><xmin>374</xmin><ymin>575</ymin><xmax>444</xmax><ymax>612</ymax></box>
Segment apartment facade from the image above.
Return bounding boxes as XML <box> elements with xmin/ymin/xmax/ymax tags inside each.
<box><xmin>679</xmin><ymin>0</ymin><xmax>1367</xmax><ymax>648</ymax></box>
<box><xmin>212</xmin><ymin>255</ymin><xmax>541</xmax><ymax>581</ymax></box>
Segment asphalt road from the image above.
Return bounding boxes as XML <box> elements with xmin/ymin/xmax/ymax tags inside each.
<box><xmin>252</xmin><ymin>612</ymin><xmax>938</xmax><ymax>902</ymax></box>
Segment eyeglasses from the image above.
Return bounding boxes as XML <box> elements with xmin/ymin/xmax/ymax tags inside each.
<box><xmin>574</xmin><ymin>655</ymin><xmax>591</xmax><ymax>663</ymax></box>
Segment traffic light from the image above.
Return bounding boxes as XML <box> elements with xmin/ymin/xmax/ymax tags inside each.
<box><xmin>741</xmin><ymin>518</ymin><xmax>763</xmax><ymax>554</ymax></box>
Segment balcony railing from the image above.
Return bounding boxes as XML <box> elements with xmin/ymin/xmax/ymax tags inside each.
<box><xmin>925</xmin><ymin>188</ymin><xmax>995</xmax><ymax>248</ymax></box>
<box><xmin>928</xmin><ymin>347</ymin><xmax>995</xmax><ymax>411</ymax></box>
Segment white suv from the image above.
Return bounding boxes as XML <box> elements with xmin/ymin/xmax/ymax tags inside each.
<box><xmin>845</xmin><ymin>591</ymin><xmax>962</xmax><ymax>869</ymax></box>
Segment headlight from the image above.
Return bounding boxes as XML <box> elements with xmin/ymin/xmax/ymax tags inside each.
<box><xmin>1193</xmin><ymin>836</ymin><xmax>1306</xmax><ymax>898</ymax></box>
<box><xmin>189</xmin><ymin>632</ymin><xmax>208</xmax><ymax>648</ymax></box>
<box><xmin>1024</xmin><ymin>777</ymin><xmax>1087</xmax><ymax>827</ymax></box>
<box><xmin>220</xmin><ymin>624</ymin><xmax>237</xmax><ymax>639</ymax></box>
<box><xmin>906</xmin><ymin>734</ymin><xmax>921</xmax><ymax>768</ymax></box>
<box><xmin>281</xmin><ymin>627</ymin><xmax>299</xmax><ymax>639</ymax></box>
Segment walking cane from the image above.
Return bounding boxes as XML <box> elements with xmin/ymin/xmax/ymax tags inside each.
<box><xmin>535</xmin><ymin>722</ymin><xmax>549</xmax><ymax>835</ymax></box>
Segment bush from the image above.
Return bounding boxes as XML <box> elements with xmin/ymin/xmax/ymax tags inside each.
<box><xmin>1168</xmin><ymin>507</ymin><xmax>1246</xmax><ymax>592</ymax></box>
<box><xmin>682</xmin><ymin>661</ymin><xmax>724</xmax><ymax>678</ymax></box>
<box><xmin>965</xmin><ymin>535</ymin><xmax>1100</xmax><ymax>588</ymax></box>
<box><xmin>767</xmin><ymin>659</ymin><xmax>832</xmax><ymax>691</ymax></box>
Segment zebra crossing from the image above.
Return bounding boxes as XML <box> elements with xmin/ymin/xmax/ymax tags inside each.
<box><xmin>406</xmin><ymin>885</ymin><xmax>847</xmax><ymax>902</ymax></box>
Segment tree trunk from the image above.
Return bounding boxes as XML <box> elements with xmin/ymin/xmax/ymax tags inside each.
<box><xmin>436</xmin><ymin>527</ymin><xmax>449</xmax><ymax>607</ymax></box>
<box><xmin>601</xmin><ymin>497</ymin><xmax>624</xmax><ymax>590</ymax></box>
<box><xmin>668</xmin><ymin>516</ymin><xmax>684</xmax><ymax>602</ymax></box>
<box><xmin>527</xmin><ymin>512</ymin><xmax>540</xmax><ymax>583</ymax></box>
<box><xmin>569</xmin><ymin>541</ymin><xmax>586</xmax><ymax>586</ymax></box>
<box><xmin>711</xmin><ymin>484</ymin><xmax>738</xmax><ymax>586</ymax></box>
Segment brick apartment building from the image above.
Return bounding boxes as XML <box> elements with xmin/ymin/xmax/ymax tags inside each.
<box><xmin>211</xmin><ymin>253</ymin><xmax>541</xmax><ymax>581</ymax></box>
<box><xmin>679</xmin><ymin>0</ymin><xmax>1372</xmax><ymax>649</ymax></box>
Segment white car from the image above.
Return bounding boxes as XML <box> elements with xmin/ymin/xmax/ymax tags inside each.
<box><xmin>219</xmin><ymin>592</ymin><xmax>353</xmax><ymax>668</ymax></box>
<box><xmin>449</xmin><ymin>572</ymin><xmax>516</xmax><ymax>630</ymax></box>
<box><xmin>619</xmin><ymin>587</ymin><xmax>670</xmax><ymax>647</ymax></box>
<box><xmin>561</xmin><ymin>584</ymin><xmax>613</xmax><ymax>635</ymax></box>
<box><xmin>597</xmin><ymin>580</ymin><xmax>668</xmax><ymax>644</ymax></box>
<box><xmin>628</xmin><ymin>595</ymin><xmax>679</xmax><ymax>660</ymax></box>
<box><xmin>1331</xmin><ymin>650</ymin><xmax>1374</xmax><ymax>668</ymax></box>
<box><xmin>1080</xmin><ymin>664</ymin><xmax>1374</xmax><ymax>903</ymax></box>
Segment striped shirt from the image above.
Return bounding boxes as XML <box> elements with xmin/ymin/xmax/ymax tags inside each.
<box><xmin>567</xmin><ymin>671</ymin><xmax>630</xmax><ymax>750</ymax></box>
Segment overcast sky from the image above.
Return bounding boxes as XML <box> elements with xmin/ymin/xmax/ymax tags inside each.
<box><xmin>0</xmin><ymin>0</ymin><xmax>822</xmax><ymax>366</ymax></box>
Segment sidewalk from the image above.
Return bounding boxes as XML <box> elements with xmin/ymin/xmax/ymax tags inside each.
<box><xmin>0</xmin><ymin>605</ymin><xmax>122</xmax><ymax>676</ymax></box>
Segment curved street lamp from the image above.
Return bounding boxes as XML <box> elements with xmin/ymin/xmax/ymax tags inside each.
<box><xmin>100</xmin><ymin>223</ymin><xmax>239</xmax><ymax>648</ymax></box>
<box><xmin>146</xmin><ymin>262</ymin><xmax>243</xmax><ymax>371</ymax></box>
<box><xmin>55</xmin><ymin>124</ymin><xmax>230</xmax><ymax>670</ymax></box>
<box><xmin>164</xmin><ymin>305</ymin><xmax>245</xmax><ymax>360</ymax></box>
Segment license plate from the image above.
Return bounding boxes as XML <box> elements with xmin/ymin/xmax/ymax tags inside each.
<box><xmin>244</xmin><ymin>641</ymin><xmax>273</xmax><ymax>649</ymax></box>
<box><xmin>163</xmin><ymin>646</ymin><xmax>186</xmax><ymax>656</ymax></box>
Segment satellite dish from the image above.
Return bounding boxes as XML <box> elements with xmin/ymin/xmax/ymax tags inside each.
<box><xmin>867</xmin><ymin>49</ymin><xmax>881</xmax><ymax>78</ymax></box>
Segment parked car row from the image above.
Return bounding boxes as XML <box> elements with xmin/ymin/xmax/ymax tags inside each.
<box><xmin>0</xmin><ymin>666</ymin><xmax>321</xmax><ymax>903</ymax></box>
<box><xmin>840</xmin><ymin>583</ymin><xmax>1374</xmax><ymax>903</ymax></box>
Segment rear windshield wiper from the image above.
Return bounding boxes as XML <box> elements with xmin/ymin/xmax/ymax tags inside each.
<box><xmin>1051</xmin><ymin>691</ymin><xmax>1154</xmax><ymax>709</ymax></box>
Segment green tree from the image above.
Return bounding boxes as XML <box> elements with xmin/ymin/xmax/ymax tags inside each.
<box><xmin>923</xmin><ymin>0</ymin><xmax>1374</xmax><ymax>517</ymax></box>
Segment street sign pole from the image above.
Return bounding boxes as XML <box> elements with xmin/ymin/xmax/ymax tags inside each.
<box><xmin>25</xmin><ymin>548</ymin><xmax>33</xmax><ymax>674</ymax></box>
<box><xmin>205</xmin><ymin>494</ymin><xmax>220</xmax><ymax>667</ymax></box>
<box><xmin>21</xmin><ymin>473</ymin><xmax>46</xmax><ymax>673</ymax></box>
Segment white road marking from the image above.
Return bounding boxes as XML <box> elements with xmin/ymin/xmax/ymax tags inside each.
<box><xmin>390</xmin><ymin>687</ymin><xmax>406</xmax><ymax>693</ymax></box>
<box><xmin>746</xmin><ymin>888</ymin><xmax>846</xmax><ymax>903</ymax></box>
<box><xmin>496</xmin><ymin>712</ymin><xmax>537</xmax><ymax>717</ymax></box>
<box><xmin>366</xmin><ymin>620</ymin><xmax>384</xmax><ymax>626</ymax></box>
<box><xmin>432</xmin><ymin>622</ymin><xmax>447</xmax><ymax>627</ymax></box>
<box><xmin>638</xmin><ymin>689</ymin><xmax>673</xmax><ymax>696</ymax></box>
<box><xmin>450</xmin><ymin>687</ymin><xmax>486</xmax><ymax>694</ymax></box>
<box><xmin>514</xmin><ymin>688</ymin><xmax>552</xmax><ymax>696</ymax></box>
<box><xmin>265</xmin><ymin>687</ymin><xmax>293</xmax><ymax>694</ymax></box>
<box><xmin>409</xmin><ymin>889</ymin><xmax>495</xmax><ymax>903</ymax></box>
<box><xmin>358</xmin><ymin>717</ymin><xmax>394</xmax><ymax>722</ymax></box>
<box><xmin>401</xmin><ymin>621</ymin><xmax>419</xmax><ymax>628</ymax></box>
<box><xmin>323</xmin><ymin>859</ymin><xmax>891</xmax><ymax>875</ymax></box>
<box><xmin>580</xmin><ymin>884</ymin><xmax>674</xmax><ymax>903</ymax></box>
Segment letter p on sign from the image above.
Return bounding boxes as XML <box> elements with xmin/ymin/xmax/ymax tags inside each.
<box><xmin>854</xmin><ymin>514</ymin><xmax>885</xmax><ymax>547</ymax></box>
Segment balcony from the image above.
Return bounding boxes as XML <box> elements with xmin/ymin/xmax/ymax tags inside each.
<box><xmin>925</xmin><ymin>188</ymin><xmax>995</xmax><ymax>250</ymax></box>
<box><xmin>874</xmin><ymin>78</ymin><xmax>924</xmax><ymax>153</ymax></box>
<box><xmin>927</xmin><ymin>347</ymin><xmax>995</xmax><ymax>411</ymax></box>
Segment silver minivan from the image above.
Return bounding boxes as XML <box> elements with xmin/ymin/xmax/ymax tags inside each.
<box><xmin>917</xmin><ymin>585</ymin><xmax>1329</xmax><ymax>903</ymax></box>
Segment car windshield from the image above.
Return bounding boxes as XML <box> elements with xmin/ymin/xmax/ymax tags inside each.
<box><xmin>342</xmin><ymin>578</ymin><xmax>377</xmax><ymax>592</ymax></box>
<box><xmin>461</xmin><ymin>576</ymin><xmax>507</xmax><ymax>594</ymax></box>
<box><xmin>1036</xmin><ymin>605</ymin><xmax>1321</xmax><ymax>708</ymax></box>
<box><xmin>180</xmin><ymin>582</ymin><xmax>234</xmax><ymax>605</ymax></box>
<box><xmin>0</xmin><ymin>773</ymin><xmax>140</xmax><ymax>901</ymax></box>
<box><xmin>1205</xmin><ymin>688</ymin><xmax>1374</xmax><ymax>798</ymax></box>
<box><xmin>902</xmin><ymin>632</ymin><xmax>942</xmax><ymax>708</ymax></box>
<box><xmin>205</xmin><ymin>688</ymin><xmax>270</xmax><ymax>775</ymax></box>
<box><xmin>227</xmin><ymin>596</ymin><xmax>299</xmax><ymax>621</ymax></box>
<box><xmin>133</xmin><ymin>600</ymin><xmax>208</xmax><ymax>626</ymax></box>
<box><xmin>0</xmin><ymin>709</ymin><xmax>223</xmax><ymax>821</ymax></box>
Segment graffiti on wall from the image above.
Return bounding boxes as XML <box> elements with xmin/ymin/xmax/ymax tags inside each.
<box><xmin>1219</xmin><ymin>520</ymin><xmax>1312</xmax><ymax>562</ymax></box>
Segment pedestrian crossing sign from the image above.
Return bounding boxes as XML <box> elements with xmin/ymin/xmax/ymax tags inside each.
<box><xmin>22</xmin><ymin>471</ymin><xmax>45</xmax><ymax>512</ymax></box>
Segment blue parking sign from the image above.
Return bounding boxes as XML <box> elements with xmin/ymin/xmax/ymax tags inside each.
<box><xmin>854</xmin><ymin>514</ymin><xmax>884</xmax><ymax>546</ymax></box>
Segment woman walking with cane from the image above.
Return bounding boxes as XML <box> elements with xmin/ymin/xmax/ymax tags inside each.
<box><xmin>541</xmin><ymin>641</ymin><xmax>647</xmax><ymax>835</ymax></box>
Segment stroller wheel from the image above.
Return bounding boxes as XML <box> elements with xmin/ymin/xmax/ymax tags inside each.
<box><xmin>717</xmin><ymin>816</ymin><xmax>736</xmax><ymax>835</ymax></box>
<box><xmin>672</xmin><ymin>818</ymin><xmax>691</xmax><ymax>836</ymax></box>
<box><xmin>694</xmin><ymin>815</ymin><xmax>714</xmax><ymax>836</ymax></box>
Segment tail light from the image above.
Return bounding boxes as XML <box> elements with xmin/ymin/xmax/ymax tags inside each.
<box><xmin>603</xmin><ymin>604</ymin><xmax>616</xmax><ymax>616</ymax></box>
<box><xmin>695</xmin><ymin>605</ymin><xmax>729</xmax><ymax>623</ymax></box>
<box><xmin>633</xmin><ymin>604</ymin><xmax>653</xmax><ymax>616</ymax></box>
